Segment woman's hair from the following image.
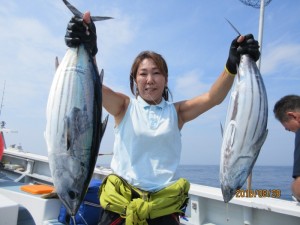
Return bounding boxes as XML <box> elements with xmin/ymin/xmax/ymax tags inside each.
<box><xmin>129</xmin><ymin>51</ymin><xmax>172</xmax><ymax>101</ymax></box>
<box><xmin>273</xmin><ymin>95</ymin><xmax>300</xmax><ymax>122</ymax></box>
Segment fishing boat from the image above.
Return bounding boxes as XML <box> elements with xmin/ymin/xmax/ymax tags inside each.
<box><xmin>1</xmin><ymin>132</ymin><xmax>300</xmax><ymax>225</ymax></box>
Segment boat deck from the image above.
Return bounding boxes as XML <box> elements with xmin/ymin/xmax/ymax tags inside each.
<box><xmin>0</xmin><ymin>175</ymin><xmax>62</xmax><ymax>225</ymax></box>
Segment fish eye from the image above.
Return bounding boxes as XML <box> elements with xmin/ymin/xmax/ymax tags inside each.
<box><xmin>68</xmin><ymin>190</ymin><xmax>77</xmax><ymax>199</ymax></box>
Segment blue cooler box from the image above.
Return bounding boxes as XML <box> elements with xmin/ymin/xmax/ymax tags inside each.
<box><xmin>58</xmin><ymin>179</ymin><xmax>103</xmax><ymax>225</ymax></box>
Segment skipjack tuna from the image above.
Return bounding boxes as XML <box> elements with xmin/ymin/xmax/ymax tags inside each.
<box><xmin>220</xmin><ymin>54</ymin><xmax>268</xmax><ymax>203</ymax></box>
<box><xmin>45</xmin><ymin>0</ymin><xmax>110</xmax><ymax>221</ymax></box>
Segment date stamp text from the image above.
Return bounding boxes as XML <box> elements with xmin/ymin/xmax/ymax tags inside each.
<box><xmin>235</xmin><ymin>189</ymin><xmax>281</xmax><ymax>198</ymax></box>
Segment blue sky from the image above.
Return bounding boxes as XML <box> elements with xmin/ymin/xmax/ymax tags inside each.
<box><xmin>0</xmin><ymin>0</ymin><xmax>299</xmax><ymax>166</ymax></box>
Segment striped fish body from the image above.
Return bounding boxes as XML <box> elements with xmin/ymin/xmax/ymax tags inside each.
<box><xmin>220</xmin><ymin>55</ymin><xmax>268</xmax><ymax>203</ymax></box>
<box><xmin>45</xmin><ymin>45</ymin><xmax>107</xmax><ymax>216</ymax></box>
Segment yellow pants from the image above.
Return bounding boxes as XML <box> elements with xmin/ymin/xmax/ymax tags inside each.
<box><xmin>99</xmin><ymin>174</ymin><xmax>190</xmax><ymax>225</ymax></box>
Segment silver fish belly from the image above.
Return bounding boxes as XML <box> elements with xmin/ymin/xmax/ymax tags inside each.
<box><xmin>220</xmin><ymin>55</ymin><xmax>268</xmax><ymax>203</ymax></box>
<box><xmin>45</xmin><ymin>45</ymin><xmax>108</xmax><ymax>216</ymax></box>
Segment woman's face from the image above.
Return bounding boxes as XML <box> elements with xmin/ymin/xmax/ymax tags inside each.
<box><xmin>135</xmin><ymin>58</ymin><xmax>167</xmax><ymax>105</ymax></box>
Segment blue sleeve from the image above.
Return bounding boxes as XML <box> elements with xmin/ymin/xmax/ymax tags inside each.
<box><xmin>293</xmin><ymin>130</ymin><xmax>300</xmax><ymax>178</ymax></box>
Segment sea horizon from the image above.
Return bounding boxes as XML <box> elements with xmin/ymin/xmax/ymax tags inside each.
<box><xmin>176</xmin><ymin>164</ymin><xmax>294</xmax><ymax>201</ymax></box>
<box><xmin>97</xmin><ymin>163</ymin><xmax>294</xmax><ymax>201</ymax></box>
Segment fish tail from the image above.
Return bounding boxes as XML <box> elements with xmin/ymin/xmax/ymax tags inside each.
<box><xmin>225</xmin><ymin>18</ymin><xmax>241</xmax><ymax>36</ymax></box>
<box><xmin>62</xmin><ymin>0</ymin><xmax>113</xmax><ymax>21</ymax></box>
<box><xmin>62</xmin><ymin>0</ymin><xmax>83</xmax><ymax>18</ymax></box>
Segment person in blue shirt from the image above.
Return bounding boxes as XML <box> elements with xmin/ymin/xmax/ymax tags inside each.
<box><xmin>65</xmin><ymin>12</ymin><xmax>260</xmax><ymax>225</ymax></box>
<box><xmin>273</xmin><ymin>95</ymin><xmax>300</xmax><ymax>202</ymax></box>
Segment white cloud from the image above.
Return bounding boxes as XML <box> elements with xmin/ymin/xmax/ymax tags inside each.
<box><xmin>174</xmin><ymin>70</ymin><xmax>209</xmax><ymax>99</ymax></box>
<box><xmin>261</xmin><ymin>43</ymin><xmax>300</xmax><ymax>76</ymax></box>
<box><xmin>97</xmin><ymin>8</ymin><xmax>139</xmax><ymax>55</ymax></box>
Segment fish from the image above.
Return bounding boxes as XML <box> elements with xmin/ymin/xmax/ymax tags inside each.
<box><xmin>219</xmin><ymin>54</ymin><xmax>268</xmax><ymax>203</ymax></box>
<box><xmin>44</xmin><ymin>0</ymin><xmax>110</xmax><ymax>221</ymax></box>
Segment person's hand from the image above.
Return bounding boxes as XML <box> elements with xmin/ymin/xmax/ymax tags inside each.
<box><xmin>64</xmin><ymin>12</ymin><xmax>98</xmax><ymax>56</ymax></box>
<box><xmin>226</xmin><ymin>34</ymin><xmax>260</xmax><ymax>74</ymax></box>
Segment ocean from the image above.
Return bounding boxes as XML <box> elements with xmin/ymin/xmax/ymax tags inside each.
<box><xmin>176</xmin><ymin>165</ymin><xmax>294</xmax><ymax>201</ymax></box>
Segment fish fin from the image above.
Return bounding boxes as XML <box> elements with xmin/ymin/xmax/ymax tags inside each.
<box><xmin>65</xmin><ymin>115</ymin><xmax>71</xmax><ymax>151</ymax></box>
<box><xmin>224</xmin><ymin>120</ymin><xmax>237</xmax><ymax>148</ymax></box>
<box><xmin>220</xmin><ymin>122</ymin><xmax>224</xmax><ymax>138</ymax></box>
<box><xmin>55</xmin><ymin>57</ymin><xmax>59</xmax><ymax>71</ymax></box>
<box><xmin>41</xmin><ymin>191</ymin><xmax>59</xmax><ymax>199</ymax></box>
<box><xmin>102</xmin><ymin>115</ymin><xmax>109</xmax><ymax>136</ymax></box>
<box><xmin>99</xmin><ymin>69</ymin><xmax>104</xmax><ymax>83</ymax></box>
<box><xmin>64</xmin><ymin>107</ymin><xmax>83</xmax><ymax>151</ymax></box>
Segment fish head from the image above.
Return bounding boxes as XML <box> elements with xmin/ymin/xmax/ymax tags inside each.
<box><xmin>221</xmin><ymin>164</ymin><xmax>247</xmax><ymax>202</ymax></box>
<box><xmin>49</xmin><ymin>153</ymin><xmax>90</xmax><ymax>216</ymax></box>
<box><xmin>60</xmin><ymin>186</ymin><xmax>86</xmax><ymax>216</ymax></box>
<box><xmin>221</xmin><ymin>184</ymin><xmax>238</xmax><ymax>203</ymax></box>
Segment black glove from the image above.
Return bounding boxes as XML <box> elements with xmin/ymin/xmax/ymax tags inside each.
<box><xmin>226</xmin><ymin>34</ymin><xmax>260</xmax><ymax>74</ymax></box>
<box><xmin>65</xmin><ymin>16</ymin><xmax>98</xmax><ymax>56</ymax></box>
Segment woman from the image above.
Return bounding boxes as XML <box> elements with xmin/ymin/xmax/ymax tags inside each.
<box><xmin>65</xmin><ymin>12</ymin><xmax>260</xmax><ymax>225</ymax></box>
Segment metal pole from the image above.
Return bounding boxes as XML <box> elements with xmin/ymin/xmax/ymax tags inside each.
<box><xmin>247</xmin><ymin>0</ymin><xmax>265</xmax><ymax>191</ymax></box>
<box><xmin>257</xmin><ymin>0</ymin><xmax>265</xmax><ymax>70</ymax></box>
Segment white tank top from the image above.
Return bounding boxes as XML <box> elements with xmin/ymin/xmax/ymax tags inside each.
<box><xmin>110</xmin><ymin>96</ymin><xmax>181</xmax><ymax>191</ymax></box>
